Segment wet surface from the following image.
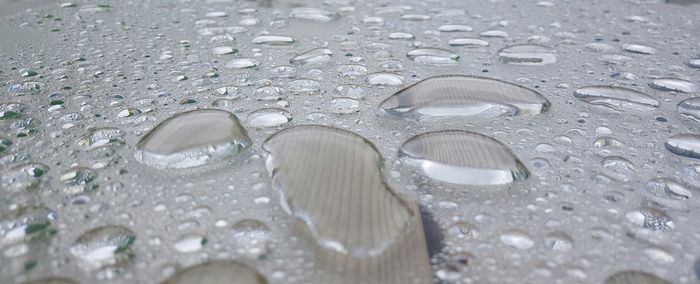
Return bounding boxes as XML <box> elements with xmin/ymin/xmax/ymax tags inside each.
<box><xmin>1</xmin><ymin>0</ymin><xmax>700</xmax><ymax>283</ymax></box>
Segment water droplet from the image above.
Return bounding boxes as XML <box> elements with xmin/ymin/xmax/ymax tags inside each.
<box><xmin>161</xmin><ymin>260</ymin><xmax>267</xmax><ymax>284</ymax></box>
<box><xmin>447</xmin><ymin>221</ymin><xmax>478</xmax><ymax>240</ymax></box>
<box><xmin>2</xmin><ymin>163</ymin><xmax>49</xmax><ymax>191</ymax></box>
<box><xmin>649</xmin><ymin>78</ymin><xmax>698</xmax><ymax>93</ymax></box>
<box><xmin>677</xmin><ymin>97</ymin><xmax>700</xmax><ymax>121</ymax></box>
<box><xmin>665</xmin><ymin>134</ymin><xmax>700</xmax><ymax>160</ymax></box>
<box><xmin>329</xmin><ymin>98</ymin><xmax>360</xmax><ymax>114</ymax></box>
<box><xmin>77</xmin><ymin>128</ymin><xmax>126</xmax><ymax>150</ymax></box>
<box><xmin>500</xmin><ymin>230</ymin><xmax>534</xmax><ymax>249</ymax></box>
<box><xmin>252</xmin><ymin>35</ymin><xmax>294</xmax><ymax>45</ymax></box>
<box><xmin>212</xmin><ymin>46</ymin><xmax>237</xmax><ymax>55</ymax></box>
<box><xmin>262</xmin><ymin>126</ymin><xmax>431</xmax><ymax>282</ymax></box>
<box><xmin>366</xmin><ymin>72</ymin><xmax>404</xmax><ymax>86</ymax></box>
<box><xmin>226</xmin><ymin>58</ymin><xmax>259</xmax><ymax>69</ymax></box>
<box><xmin>448</xmin><ymin>38</ymin><xmax>489</xmax><ymax>47</ymax></box>
<box><xmin>288</xmin><ymin>79</ymin><xmax>321</xmax><ymax>95</ymax></box>
<box><xmin>1</xmin><ymin>205</ymin><xmax>55</xmax><ymax>248</ymax></box>
<box><xmin>686</xmin><ymin>58</ymin><xmax>700</xmax><ymax>69</ymax></box>
<box><xmin>0</xmin><ymin>102</ymin><xmax>28</xmax><ymax>120</ymax></box>
<box><xmin>573</xmin><ymin>86</ymin><xmax>659</xmax><ymax>111</ymax></box>
<box><xmin>438</xmin><ymin>25</ymin><xmax>473</xmax><ymax>32</ymax></box>
<box><xmin>625</xmin><ymin>208</ymin><xmax>675</xmax><ymax>231</ymax></box>
<box><xmin>135</xmin><ymin>109</ymin><xmax>251</xmax><ymax>169</ymax></box>
<box><xmin>622</xmin><ymin>44</ymin><xmax>656</xmax><ymax>54</ymax></box>
<box><xmin>407</xmin><ymin>48</ymin><xmax>459</xmax><ymax>66</ymax></box>
<box><xmin>388</xmin><ymin>32</ymin><xmax>414</xmax><ymax>40</ymax></box>
<box><xmin>480</xmin><ymin>30</ymin><xmax>508</xmax><ymax>38</ymax></box>
<box><xmin>290</xmin><ymin>48</ymin><xmax>332</xmax><ymax>65</ymax></box>
<box><xmin>290</xmin><ymin>7</ymin><xmax>339</xmax><ymax>22</ymax></box>
<box><xmin>70</xmin><ymin>225</ymin><xmax>135</xmax><ymax>270</ymax></box>
<box><xmin>60</xmin><ymin>167</ymin><xmax>98</xmax><ymax>195</ymax></box>
<box><xmin>232</xmin><ymin>219</ymin><xmax>270</xmax><ymax>259</ymax></box>
<box><xmin>379</xmin><ymin>75</ymin><xmax>550</xmax><ymax>120</ymax></box>
<box><xmin>173</xmin><ymin>234</ymin><xmax>206</xmax><ymax>253</ymax></box>
<box><xmin>604</xmin><ymin>271</ymin><xmax>671</xmax><ymax>284</ymax></box>
<box><xmin>498</xmin><ymin>44</ymin><xmax>556</xmax><ymax>65</ymax></box>
<box><xmin>646</xmin><ymin>178</ymin><xmax>693</xmax><ymax>200</ymax></box>
<box><xmin>399</xmin><ymin>130</ymin><xmax>529</xmax><ymax>185</ymax></box>
<box><xmin>544</xmin><ymin>232</ymin><xmax>573</xmax><ymax>251</ymax></box>
<box><xmin>247</xmin><ymin>108</ymin><xmax>292</xmax><ymax>128</ymax></box>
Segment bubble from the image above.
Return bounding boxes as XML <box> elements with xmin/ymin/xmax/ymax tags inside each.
<box><xmin>134</xmin><ymin>109</ymin><xmax>251</xmax><ymax>169</ymax></box>
<box><xmin>399</xmin><ymin>130</ymin><xmax>529</xmax><ymax>185</ymax></box>
<box><xmin>70</xmin><ymin>225</ymin><xmax>135</xmax><ymax>270</ymax></box>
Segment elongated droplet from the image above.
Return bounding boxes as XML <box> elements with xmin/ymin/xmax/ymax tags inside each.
<box><xmin>161</xmin><ymin>260</ymin><xmax>267</xmax><ymax>284</ymax></box>
<box><xmin>604</xmin><ymin>271</ymin><xmax>671</xmax><ymax>284</ymax></box>
<box><xmin>573</xmin><ymin>85</ymin><xmax>659</xmax><ymax>111</ymax></box>
<box><xmin>400</xmin><ymin>130</ymin><xmax>529</xmax><ymax>185</ymax></box>
<box><xmin>70</xmin><ymin>225</ymin><xmax>135</xmax><ymax>270</ymax></box>
<box><xmin>135</xmin><ymin>109</ymin><xmax>251</xmax><ymax>169</ymax></box>
<box><xmin>665</xmin><ymin>134</ymin><xmax>700</xmax><ymax>159</ymax></box>
<box><xmin>498</xmin><ymin>44</ymin><xmax>556</xmax><ymax>65</ymax></box>
<box><xmin>379</xmin><ymin>75</ymin><xmax>550</xmax><ymax>120</ymax></box>
<box><xmin>407</xmin><ymin>48</ymin><xmax>459</xmax><ymax>66</ymax></box>
<box><xmin>678</xmin><ymin>97</ymin><xmax>700</xmax><ymax>121</ymax></box>
<box><xmin>262</xmin><ymin>125</ymin><xmax>431</xmax><ymax>283</ymax></box>
<box><xmin>649</xmin><ymin>78</ymin><xmax>698</xmax><ymax>93</ymax></box>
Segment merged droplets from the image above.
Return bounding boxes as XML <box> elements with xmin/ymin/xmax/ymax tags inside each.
<box><xmin>262</xmin><ymin>125</ymin><xmax>431</xmax><ymax>282</ymax></box>
<box><xmin>604</xmin><ymin>271</ymin><xmax>671</xmax><ymax>284</ymax></box>
<box><xmin>406</xmin><ymin>48</ymin><xmax>459</xmax><ymax>66</ymax></box>
<box><xmin>399</xmin><ymin>130</ymin><xmax>530</xmax><ymax>185</ymax></box>
<box><xmin>70</xmin><ymin>225</ymin><xmax>135</xmax><ymax>270</ymax></box>
<box><xmin>379</xmin><ymin>75</ymin><xmax>550</xmax><ymax>120</ymax></box>
<box><xmin>498</xmin><ymin>44</ymin><xmax>556</xmax><ymax>65</ymax></box>
<box><xmin>247</xmin><ymin>108</ymin><xmax>292</xmax><ymax>128</ymax></box>
<box><xmin>649</xmin><ymin>78</ymin><xmax>698</xmax><ymax>93</ymax></box>
<box><xmin>134</xmin><ymin>109</ymin><xmax>251</xmax><ymax>169</ymax></box>
<box><xmin>161</xmin><ymin>260</ymin><xmax>267</xmax><ymax>284</ymax></box>
<box><xmin>573</xmin><ymin>86</ymin><xmax>659</xmax><ymax>111</ymax></box>
<box><xmin>665</xmin><ymin>134</ymin><xmax>700</xmax><ymax>160</ymax></box>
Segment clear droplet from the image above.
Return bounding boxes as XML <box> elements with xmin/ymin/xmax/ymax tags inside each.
<box><xmin>498</xmin><ymin>44</ymin><xmax>556</xmax><ymax>65</ymax></box>
<box><xmin>573</xmin><ymin>86</ymin><xmax>659</xmax><ymax>111</ymax></box>
<box><xmin>649</xmin><ymin>78</ymin><xmax>698</xmax><ymax>93</ymax></box>
<box><xmin>665</xmin><ymin>134</ymin><xmax>700</xmax><ymax>160</ymax></box>
<box><xmin>70</xmin><ymin>225</ymin><xmax>135</xmax><ymax>270</ymax></box>
<box><xmin>247</xmin><ymin>108</ymin><xmax>292</xmax><ymax>128</ymax></box>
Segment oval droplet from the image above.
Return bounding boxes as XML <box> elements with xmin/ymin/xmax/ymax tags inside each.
<box><xmin>665</xmin><ymin>134</ymin><xmax>700</xmax><ymax>160</ymax></box>
<box><xmin>649</xmin><ymin>78</ymin><xmax>698</xmax><ymax>93</ymax></box>
<box><xmin>161</xmin><ymin>260</ymin><xmax>267</xmax><ymax>284</ymax></box>
<box><xmin>677</xmin><ymin>97</ymin><xmax>700</xmax><ymax>121</ymax></box>
<box><xmin>604</xmin><ymin>271</ymin><xmax>671</xmax><ymax>284</ymax></box>
<box><xmin>573</xmin><ymin>85</ymin><xmax>659</xmax><ymax>111</ymax></box>
<box><xmin>406</xmin><ymin>48</ymin><xmax>459</xmax><ymax>66</ymax></box>
<box><xmin>290</xmin><ymin>48</ymin><xmax>332</xmax><ymax>65</ymax></box>
<box><xmin>247</xmin><ymin>108</ymin><xmax>292</xmax><ymax>128</ymax></box>
<box><xmin>379</xmin><ymin>75</ymin><xmax>550</xmax><ymax>120</ymax></box>
<box><xmin>625</xmin><ymin>208</ymin><xmax>675</xmax><ymax>231</ymax></box>
<box><xmin>399</xmin><ymin>130</ymin><xmax>530</xmax><ymax>185</ymax></box>
<box><xmin>135</xmin><ymin>109</ymin><xmax>251</xmax><ymax>169</ymax></box>
<box><xmin>498</xmin><ymin>44</ymin><xmax>556</xmax><ymax>65</ymax></box>
<box><xmin>70</xmin><ymin>225</ymin><xmax>136</xmax><ymax>270</ymax></box>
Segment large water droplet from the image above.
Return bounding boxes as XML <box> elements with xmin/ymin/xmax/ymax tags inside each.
<box><xmin>135</xmin><ymin>109</ymin><xmax>251</xmax><ymax>169</ymax></box>
<box><xmin>406</xmin><ymin>48</ymin><xmax>459</xmax><ymax>66</ymax></box>
<box><xmin>161</xmin><ymin>260</ymin><xmax>267</xmax><ymax>284</ymax></box>
<box><xmin>498</xmin><ymin>44</ymin><xmax>556</xmax><ymax>65</ymax></box>
<box><xmin>649</xmin><ymin>78</ymin><xmax>699</xmax><ymax>93</ymax></box>
<box><xmin>604</xmin><ymin>271</ymin><xmax>671</xmax><ymax>284</ymax></box>
<box><xmin>573</xmin><ymin>86</ymin><xmax>659</xmax><ymax>111</ymax></box>
<box><xmin>379</xmin><ymin>75</ymin><xmax>550</xmax><ymax>120</ymax></box>
<box><xmin>677</xmin><ymin>97</ymin><xmax>700</xmax><ymax>121</ymax></box>
<box><xmin>70</xmin><ymin>225</ymin><xmax>135</xmax><ymax>270</ymax></box>
<box><xmin>262</xmin><ymin>125</ymin><xmax>431</xmax><ymax>282</ymax></box>
<box><xmin>665</xmin><ymin>134</ymin><xmax>700</xmax><ymax>160</ymax></box>
<box><xmin>399</xmin><ymin>130</ymin><xmax>529</xmax><ymax>185</ymax></box>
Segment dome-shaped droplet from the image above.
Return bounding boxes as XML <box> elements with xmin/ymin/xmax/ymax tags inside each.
<box><xmin>573</xmin><ymin>86</ymin><xmax>659</xmax><ymax>111</ymax></box>
<box><xmin>665</xmin><ymin>134</ymin><xmax>700</xmax><ymax>160</ymax></box>
<box><xmin>247</xmin><ymin>108</ymin><xmax>292</xmax><ymax>128</ymax></box>
<box><xmin>379</xmin><ymin>75</ymin><xmax>550</xmax><ymax>120</ymax></box>
<box><xmin>498</xmin><ymin>44</ymin><xmax>556</xmax><ymax>65</ymax></box>
<box><xmin>70</xmin><ymin>225</ymin><xmax>136</xmax><ymax>270</ymax></box>
<box><xmin>604</xmin><ymin>271</ymin><xmax>671</xmax><ymax>284</ymax></box>
<box><xmin>161</xmin><ymin>260</ymin><xmax>267</xmax><ymax>284</ymax></box>
<box><xmin>232</xmin><ymin>219</ymin><xmax>270</xmax><ymax>259</ymax></box>
<box><xmin>500</xmin><ymin>230</ymin><xmax>534</xmax><ymax>249</ymax></box>
<box><xmin>649</xmin><ymin>78</ymin><xmax>698</xmax><ymax>93</ymax></box>
<box><xmin>135</xmin><ymin>109</ymin><xmax>251</xmax><ymax>169</ymax></box>
<box><xmin>406</xmin><ymin>48</ymin><xmax>459</xmax><ymax>66</ymax></box>
<box><xmin>290</xmin><ymin>7</ymin><xmax>339</xmax><ymax>22</ymax></box>
<box><xmin>0</xmin><ymin>205</ymin><xmax>55</xmax><ymax>248</ymax></box>
<box><xmin>678</xmin><ymin>97</ymin><xmax>700</xmax><ymax>121</ymax></box>
<box><xmin>625</xmin><ymin>208</ymin><xmax>674</xmax><ymax>231</ymax></box>
<box><xmin>399</xmin><ymin>130</ymin><xmax>530</xmax><ymax>185</ymax></box>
